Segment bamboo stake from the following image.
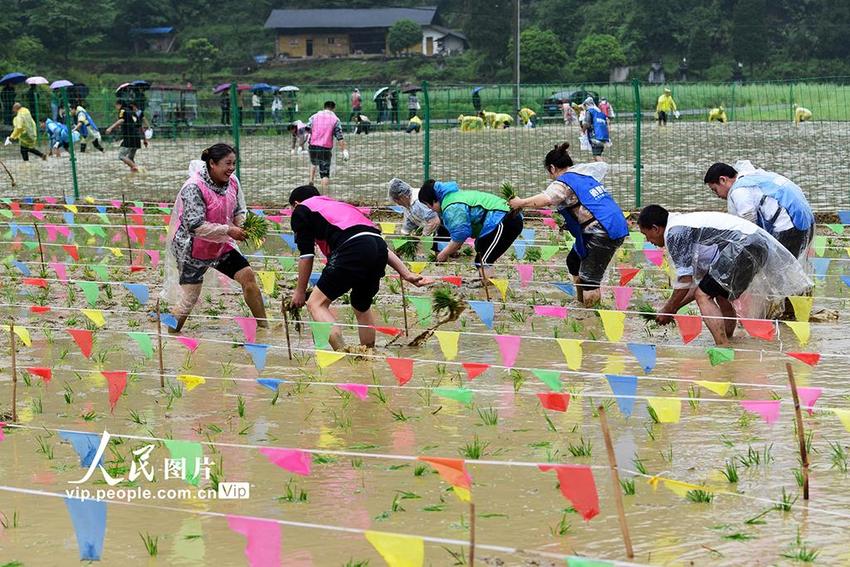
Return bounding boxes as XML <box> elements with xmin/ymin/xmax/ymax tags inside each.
<box><xmin>399</xmin><ymin>277</ymin><xmax>410</xmax><ymax>336</ymax></box>
<box><xmin>468</xmin><ymin>501</ymin><xmax>476</xmax><ymax>565</ymax></box>
<box><xmin>121</xmin><ymin>193</ymin><xmax>133</xmax><ymax>266</ymax></box>
<box><xmin>598</xmin><ymin>404</ymin><xmax>634</xmax><ymax>559</ymax></box>
<box><xmin>281</xmin><ymin>297</ymin><xmax>293</xmax><ymax>360</ymax></box>
<box><xmin>786</xmin><ymin>363</ymin><xmax>810</xmax><ymax>500</ymax></box>
<box><xmin>9</xmin><ymin>321</ymin><xmax>18</xmax><ymax>422</ymax></box>
<box><xmin>478</xmin><ymin>266</ymin><xmax>491</xmax><ymax>301</ymax></box>
<box><xmin>156</xmin><ymin>299</ymin><xmax>165</xmax><ymax>388</ymax></box>
<box><xmin>33</xmin><ymin>222</ymin><xmax>45</xmax><ymax>275</ymax></box>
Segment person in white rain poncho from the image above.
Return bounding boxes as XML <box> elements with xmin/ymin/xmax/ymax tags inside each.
<box><xmin>638</xmin><ymin>205</ymin><xmax>811</xmax><ymax>346</ymax></box>
<box><xmin>386</xmin><ymin>178</ymin><xmax>450</xmax><ymax>251</ymax></box>
<box><xmin>163</xmin><ymin>143</ymin><xmax>268</xmax><ymax>332</ymax></box>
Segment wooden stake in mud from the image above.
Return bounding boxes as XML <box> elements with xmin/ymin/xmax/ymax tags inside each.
<box><xmin>9</xmin><ymin>321</ymin><xmax>18</xmax><ymax>422</ymax></box>
<box><xmin>33</xmin><ymin>222</ymin><xmax>45</xmax><ymax>276</ymax></box>
<box><xmin>0</xmin><ymin>158</ymin><xmax>15</xmax><ymax>187</ymax></box>
<box><xmin>155</xmin><ymin>299</ymin><xmax>165</xmax><ymax>388</ymax></box>
<box><xmin>468</xmin><ymin>501</ymin><xmax>476</xmax><ymax>565</ymax></box>
<box><xmin>399</xmin><ymin>277</ymin><xmax>410</xmax><ymax>336</ymax></box>
<box><xmin>478</xmin><ymin>266</ymin><xmax>491</xmax><ymax>302</ymax></box>
<box><xmin>786</xmin><ymin>363</ymin><xmax>810</xmax><ymax>500</ymax></box>
<box><xmin>598</xmin><ymin>404</ymin><xmax>634</xmax><ymax>559</ymax></box>
<box><xmin>281</xmin><ymin>297</ymin><xmax>293</xmax><ymax>360</ymax></box>
<box><xmin>121</xmin><ymin>193</ymin><xmax>133</xmax><ymax>266</ymax></box>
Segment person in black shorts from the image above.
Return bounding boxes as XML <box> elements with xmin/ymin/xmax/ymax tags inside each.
<box><xmin>288</xmin><ymin>185</ymin><xmax>430</xmax><ymax>351</ymax></box>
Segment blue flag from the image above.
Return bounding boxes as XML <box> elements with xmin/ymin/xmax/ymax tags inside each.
<box><xmin>12</xmin><ymin>260</ymin><xmax>31</xmax><ymax>276</ymax></box>
<box><xmin>513</xmin><ymin>238</ymin><xmax>527</xmax><ymax>260</ymax></box>
<box><xmin>64</xmin><ymin>212</ymin><xmax>75</xmax><ymax>226</ymax></box>
<box><xmin>22</xmin><ymin>196</ymin><xmax>33</xmax><ymax>205</ymax></box>
<box><xmin>95</xmin><ymin>205</ymin><xmax>107</xmax><ymax>214</ymax></box>
<box><xmin>250</xmin><ymin>208</ymin><xmax>266</xmax><ymax>217</ymax></box>
<box><xmin>605</xmin><ymin>374</ymin><xmax>638</xmax><ymax>417</ymax></box>
<box><xmin>521</xmin><ymin>228</ymin><xmax>536</xmax><ymax>242</ymax></box>
<box><xmin>160</xmin><ymin>313</ymin><xmax>178</xmax><ymax>330</ymax></box>
<box><xmin>841</xmin><ymin>275</ymin><xmax>850</xmax><ymax>289</ymax></box>
<box><xmin>552</xmin><ymin>282</ymin><xmax>575</xmax><ymax>297</ymax></box>
<box><xmin>257</xmin><ymin>378</ymin><xmax>285</xmax><ymax>391</ymax></box>
<box><xmin>308</xmin><ymin>272</ymin><xmax>321</xmax><ymax>286</ymax></box>
<box><xmin>123</xmin><ymin>283</ymin><xmax>149</xmax><ymax>305</ymax></box>
<box><xmin>467</xmin><ymin>300</ymin><xmax>495</xmax><ymax>329</ymax></box>
<box><xmin>59</xmin><ymin>431</ymin><xmax>104</xmax><ymax>468</ymax></box>
<box><xmin>65</xmin><ymin>498</ymin><xmax>107</xmax><ymax>561</ymax></box>
<box><xmin>245</xmin><ymin>343</ymin><xmax>269</xmax><ymax>371</ymax></box>
<box><xmin>390</xmin><ymin>205</ymin><xmax>406</xmax><ymax>214</ymax></box>
<box><xmin>280</xmin><ymin>233</ymin><xmax>297</xmax><ymax>252</ymax></box>
<box><xmin>627</xmin><ymin>343</ymin><xmax>656</xmax><ymax>373</ymax></box>
<box><xmin>811</xmin><ymin>257</ymin><xmax>830</xmax><ymax>281</ymax></box>
<box><xmin>838</xmin><ymin>211</ymin><xmax>850</xmax><ymax>225</ymax></box>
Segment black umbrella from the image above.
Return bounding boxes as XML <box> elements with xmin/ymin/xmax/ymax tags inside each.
<box><xmin>401</xmin><ymin>84</ymin><xmax>422</xmax><ymax>94</ymax></box>
<box><xmin>130</xmin><ymin>80</ymin><xmax>151</xmax><ymax>90</ymax></box>
<box><xmin>0</xmin><ymin>72</ymin><xmax>27</xmax><ymax>86</ymax></box>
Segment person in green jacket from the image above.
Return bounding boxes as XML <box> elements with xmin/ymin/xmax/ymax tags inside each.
<box><xmin>4</xmin><ymin>104</ymin><xmax>47</xmax><ymax>161</ymax></box>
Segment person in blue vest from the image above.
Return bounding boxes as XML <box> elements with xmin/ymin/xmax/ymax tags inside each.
<box><xmin>509</xmin><ymin>142</ymin><xmax>628</xmax><ymax>305</ymax></box>
<box><xmin>72</xmin><ymin>101</ymin><xmax>105</xmax><ymax>153</ymax></box>
<box><xmin>41</xmin><ymin>118</ymin><xmax>79</xmax><ymax>157</ymax></box>
<box><xmin>703</xmin><ymin>161</ymin><xmax>814</xmax><ymax>261</ymax></box>
<box><xmin>581</xmin><ymin>97</ymin><xmax>609</xmax><ymax>162</ymax></box>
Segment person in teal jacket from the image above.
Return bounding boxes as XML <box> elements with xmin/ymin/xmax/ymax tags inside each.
<box><xmin>418</xmin><ymin>180</ymin><xmax>523</xmax><ymax>277</ymax></box>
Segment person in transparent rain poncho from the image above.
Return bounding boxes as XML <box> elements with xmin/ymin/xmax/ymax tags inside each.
<box><xmin>387</xmin><ymin>177</ymin><xmax>450</xmax><ymax>252</ymax></box>
<box><xmin>638</xmin><ymin>205</ymin><xmax>811</xmax><ymax>346</ymax></box>
<box><xmin>163</xmin><ymin>143</ymin><xmax>268</xmax><ymax>333</ymax></box>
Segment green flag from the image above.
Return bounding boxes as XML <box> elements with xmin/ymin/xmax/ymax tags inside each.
<box><xmin>163</xmin><ymin>439</ymin><xmax>203</xmax><ymax>486</ymax></box>
<box><xmin>707</xmin><ymin>347</ymin><xmax>735</xmax><ymax>366</ymax></box>
<box><xmin>434</xmin><ymin>387</ymin><xmax>474</xmax><ymax>405</ymax></box>
<box><xmin>81</xmin><ymin>224</ymin><xmax>107</xmax><ymax>238</ymax></box>
<box><xmin>391</xmin><ymin>238</ymin><xmax>407</xmax><ymax>249</ymax></box>
<box><xmin>127</xmin><ymin>332</ymin><xmax>154</xmax><ymax>358</ymax></box>
<box><xmin>77</xmin><ymin>281</ymin><xmax>100</xmax><ymax>306</ymax></box>
<box><xmin>532</xmin><ymin>369</ymin><xmax>562</xmax><ymax>392</ymax></box>
<box><xmin>23</xmin><ymin>241</ymin><xmax>39</xmax><ymax>251</ymax></box>
<box><xmin>826</xmin><ymin>223</ymin><xmax>845</xmax><ymax>236</ymax></box>
<box><xmin>309</xmin><ymin>321</ymin><xmax>332</xmax><ymax>349</ymax></box>
<box><xmin>629</xmin><ymin>230</ymin><xmax>646</xmax><ymax>249</ymax></box>
<box><xmin>565</xmin><ymin>556</ymin><xmax>612</xmax><ymax>567</ymax></box>
<box><xmin>91</xmin><ymin>264</ymin><xmax>109</xmax><ymax>281</ymax></box>
<box><xmin>540</xmin><ymin>245</ymin><xmax>559</xmax><ymax>261</ymax></box>
<box><xmin>420</xmin><ymin>235</ymin><xmax>433</xmax><ymax>251</ymax></box>
<box><xmin>812</xmin><ymin>235</ymin><xmax>827</xmax><ymax>257</ymax></box>
<box><xmin>408</xmin><ymin>296</ymin><xmax>432</xmax><ymax>325</ymax></box>
<box><xmin>0</xmin><ymin>209</ymin><xmax>12</xmax><ymax>219</ymax></box>
<box><xmin>278</xmin><ymin>256</ymin><xmax>295</xmax><ymax>271</ymax></box>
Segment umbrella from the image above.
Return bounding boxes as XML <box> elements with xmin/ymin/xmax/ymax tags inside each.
<box><xmin>401</xmin><ymin>84</ymin><xmax>422</xmax><ymax>93</ymax></box>
<box><xmin>50</xmin><ymin>80</ymin><xmax>74</xmax><ymax>90</ymax></box>
<box><xmin>213</xmin><ymin>83</ymin><xmax>231</xmax><ymax>94</ymax></box>
<box><xmin>130</xmin><ymin>80</ymin><xmax>151</xmax><ymax>89</ymax></box>
<box><xmin>373</xmin><ymin>86</ymin><xmax>389</xmax><ymax>101</ymax></box>
<box><xmin>279</xmin><ymin>85</ymin><xmax>299</xmax><ymax>92</ymax></box>
<box><xmin>25</xmin><ymin>76</ymin><xmax>49</xmax><ymax>86</ymax></box>
<box><xmin>472</xmin><ymin>86</ymin><xmax>484</xmax><ymax>94</ymax></box>
<box><xmin>115</xmin><ymin>82</ymin><xmax>131</xmax><ymax>94</ymax></box>
<box><xmin>251</xmin><ymin>83</ymin><xmax>274</xmax><ymax>92</ymax></box>
<box><xmin>0</xmin><ymin>72</ymin><xmax>27</xmax><ymax>86</ymax></box>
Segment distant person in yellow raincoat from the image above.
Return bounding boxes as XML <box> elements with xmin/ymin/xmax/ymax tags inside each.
<box><xmin>708</xmin><ymin>105</ymin><xmax>728</xmax><ymax>123</ymax></box>
<box><xmin>492</xmin><ymin>112</ymin><xmax>513</xmax><ymax>128</ymax></box>
<box><xmin>656</xmin><ymin>88</ymin><xmax>679</xmax><ymax>126</ymax></box>
<box><xmin>794</xmin><ymin>104</ymin><xmax>812</xmax><ymax>124</ymax></box>
<box><xmin>518</xmin><ymin>107</ymin><xmax>538</xmax><ymax>128</ymax></box>
<box><xmin>478</xmin><ymin>110</ymin><xmax>497</xmax><ymax>128</ymax></box>
<box><xmin>4</xmin><ymin>103</ymin><xmax>47</xmax><ymax>161</ymax></box>
<box><xmin>458</xmin><ymin>114</ymin><xmax>484</xmax><ymax>131</ymax></box>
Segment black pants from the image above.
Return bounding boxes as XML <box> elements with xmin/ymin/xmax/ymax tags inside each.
<box><xmin>474</xmin><ymin>213</ymin><xmax>523</xmax><ymax>266</ymax></box>
<box><xmin>774</xmin><ymin>226</ymin><xmax>813</xmax><ymax>259</ymax></box>
<box><xmin>221</xmin><ymin>109</ymin><xmax>230</xmax><ymax>125</ymax></box>
<box><xmin>80</xmin><ymin>139</ymin><xmax>103</xmax><ymax>153</ymax></box>
<box><xmin>657</xmin><ymin>111</ymin><xmax>668</xmax><ymax>125</ymax></box>
<box><xmin>21</xmin><ymin>147</ymin><xmax>46</xmax><ymax>161</ymax></box>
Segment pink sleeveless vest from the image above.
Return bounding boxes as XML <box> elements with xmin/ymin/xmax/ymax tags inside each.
<box><xmin>310</xmin><ymin>110</ymin><xmax>338</xmax><ymax>148</ymax></box>
<box><xmin>182</xmin><ymin>173</ymin><xmax>239</xmax><ymax>260</ymax></box>
<box><xmin>300</xmin><ymin>195</ymin><xmax>376</xmax><ymax>257</ymax></box>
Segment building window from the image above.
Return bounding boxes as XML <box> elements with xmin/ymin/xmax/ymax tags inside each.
<box><xmin>289</xmin><ymin>38</ymin><xmax>299</xmax><ymax>46</ymax></box>
<box><xmin>327</xmin><ymin>37</ymin><xmax>335</xmax><ymax>44</ymax></box>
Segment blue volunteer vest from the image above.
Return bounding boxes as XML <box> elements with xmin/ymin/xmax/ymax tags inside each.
<box><xmin>732</xmin><ymin>172</ymin><xmax>813</xmax><ymax>233</ymax></box>
<box><xmin>587</xmin><ymin>107</ymin><xmax>609</xmax><ymax>142</ymax></box>
<box><xmin>79</xmin><ymin>109</ymin><xmax>99</xmax><ymax>137</ymax></box>
<box><xmin>556</xmin><ymin>172</ymin><xmax>628</xmax><ymax>258</ymax></box>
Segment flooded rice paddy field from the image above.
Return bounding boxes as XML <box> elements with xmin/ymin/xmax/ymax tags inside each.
<box><xmin>1</xmin><ymin>119</ymin><xmax>848</xmax><ymax>212</ymax></box>
<box><xmin>0</xmin><ymin>204</ymin><xmax>849</xmax><ymax>566</ymax></box>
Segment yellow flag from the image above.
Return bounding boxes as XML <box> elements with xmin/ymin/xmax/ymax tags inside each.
<box><xmin>785</xmin><ymin>321</ymin><xmax>811</xmax><ymax>345</ymax></box>
<box><xmin>177</xmin><ymin>374</ymin><xmax>206</xmax><ymax>391</ymax></box>
<box><xmin>408</xmin><ymin>261</ymin><xmax>427</xmax><ymax>274</ymax></box>
<box><xmin>789</xmin><ymin>296</ymin><xmax>813</xmax><ymax>323</ymax></box>
<box><xmin>622</xmin><ymin>210</ymin><xmax>631</xmax><ymax>218</ymax></box>
<box><xmin>107</xmin><ymin>247</ymin><xmax>124</xmax><ymax>258</ymax></box>
<box><xmin>453</xmin><ymin>486</ymin><xmax>472</xmax><ymax>502</ymax></box>
<box><xmin>365</xmin><ymin>531</ymin><xmax>424</xmax><ymax>567</ymax></box>
<box><xmin>316</xmin><ymin>349</ymin><xmax>346</xmax><ymax>368</ymax></box>
<box><xmin>647</xmin><ymin>397</ymin><xmax>681</xmax><ymax>423</ymax></box>
<box><xmin>379</xmin><ymin>222</ymin><xmax>397</xmax><ymax>235</ymax></box>
<box><xmin>845</xmin><ymin>247</ymin><xmax>850</xmax><ymax>258</ymax></box>
<box><xmin>833</xmin><ymin>409</ymin><xmax>850</xmax><ymax>433</ymax></box>
<box><xmin>489</xmin><ymin>278</ymin><xmax>509</xmax><ymax>301</ymax></box>
<box><xmin>5</xmin><ymin>325</ymin><xmax>32</xmax><ymax>347</ymax></box>
<box><xmin>694</xmin><ymin>380</ymin><xmax>730</xmax><ymax>396</ymax></box>
<box><xmin>603</xmin><ymin>353</ymin><xmax>626</xmax><ymax>375</ymax></box>
<box><xmin>599</xmin><ymin>310</ymin><xmax>626</xmax><ymax>342</ymax></box>
<box><xmin>63</xmin><ymin>204</ymin><xmax>79</xmax><ymax>213</ymax></box>
<box><xmin>84</xmin><ymin>196</ymin><xmax>96</xmax><ymax>204</ymax></box>
<box><xmin>81</xmin><ymin>308</ymin><xmax>106</xmax><ymax>328</ymax></box>
<box><xmin>648</xmin><ymin>476</ymin><xmax>708</xmax><ymax>498</ymax></box>
<box><xmin>434</xmin><ymin>330</ymin><xmax>459</xmax><ymax>360</ymax></box>
<box><xmin>556</xmin><ymin>338</ymin><xmax>583</xmax><ymax>370</ymax></box>
<box><xmin>257</xmin><ymin>270</ymin><xmax>276</xmax><ymax>295</ymax></box>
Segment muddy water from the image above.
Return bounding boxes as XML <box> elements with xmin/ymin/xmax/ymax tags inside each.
<box><xmin>1</xmin><ymin>120</ymin><xmax>848</xmax><ymax>211</ymax></box>
<box><xmin>0</xmin><ymin>214</ymin><xmax>849</xmax><ymax>566</ymax></box>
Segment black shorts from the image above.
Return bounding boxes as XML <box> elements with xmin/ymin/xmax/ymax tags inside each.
<box><xmin>774</xmin><ymin>226</ymin><xmax>813</xmax><ymax>259</ymax></box>
<box><xmin>657</xmin><ymin>111</ymin><xmax>668</xmax><ymax>124</ymax></box>
<box><xmin>567</xmin><ymin>233</ymin><xmax>625</xmax><ymax>289</ymax></box>
<box><xmin>316</xmin><ymin>235</ymin><xmax>388</xmax><ymax>311</ymax></box>
<box><xmin>589</xmin><ymin>139</ymin><xmax>605</xmax><ymax>157</ymax></box>
<box><xmin>699</xmin><ymin>239</ymin><xmax>768</xmax><ymax>300</ymax></box>
<box><xmin>474</xmin><ymin>213</ymin><xmax>523</xmax><ymax>266</ymax></box>
<box><xmin>179</xmin><ymin>248</ymin><xmax>250</xmax><ymax>285</ymax></box>
<box><xmin>308</xmin><ymin>145</ymin><xmax>333</xmax><ymax>178</ymax></box>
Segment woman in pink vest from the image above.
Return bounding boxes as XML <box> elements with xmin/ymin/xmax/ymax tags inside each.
<box><xmin>288</xmin><ymin>184</ymin><xmax>429</xmax><ymax>351</ymax></box>
<box><xmin>306</xmin><ymin>100</ymin><xmax>349</xmax><ymax>191</ymax></box>
<box><xmin>165</xmin><ymin>143</ymin><xmax>268</xmax><ymax>332</ymax></box>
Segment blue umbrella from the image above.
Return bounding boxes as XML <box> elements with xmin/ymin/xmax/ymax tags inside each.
<box><xmin>472</xmin><ymin>86</ymin><xmax>484</xmax><ymax>94</ymax></box>
<box><xmin>251</xmin><ymin>83</ymin><xmax>274</xmax><ymax>92</ymax></box>
<box><xmin>0</xmin><ymin>72</ymin><xmax>27</xmax><ymax>86</ymax></box>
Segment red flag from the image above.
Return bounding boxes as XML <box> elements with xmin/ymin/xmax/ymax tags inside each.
<box><xmin>418</xmin><ymin>456</ymin><xmax>471</xmax><ymax>489</ymax></box>
<box><xmin>130</xmin><ymin>265</ymin><xmax>146</xmax><ymax>273</ymax></box>
<box><xmin>373</xmin><ymin>326</ymin><xmax>403</xmax><ymax>337</ymax></box>
<box><xmin>617</xmin><ymin>266</ymin><xmax>640</xmax><ymax>286</ymax></box>
<box><xmin>786</xmin><ymin>352</ymin><xmax>821</xmax><ymax>366</ymax></box>
<box><xmin>461</xmin><ymin>362</ymin><xmax>489</xmax><ymax>380</ymax></box>
<box><xmin>674</xmin><ymin>315</ymin><xmax>702</xmax><ymax>344</ymax></box>
<box><xmin>537</xmin><ymin>392</ymin><xmax>571</xmax><ymax>412</ymax></box>
<box><xmin>102</xmin><ymin>371</ymin><xmax>128</xmax><ymax>413</ymax></box>
<box><xmin>129</xmin><ymin>225</ymin><xmax>147</xmax><ymax>246</ymax></box>
<box><xmin>539</xmin><ymin>464</ymin><xmax>600</xmax><ymax>521</ymax></box>
<box><xmin>10</xmin><ymin>202</ymin><xmax>20</xmax><ymax>216</ymax></box>
<box><xmin>130</xmin><ymin>213</ymin><xmax>144</xmax><ymax>225</ymax></box>
<box><xmin>441</xmin><ymin>276</ymin><xmax>462</xmax><ymax>287</ymax></box>
<box><xmin>27</xmin><ymin>367</ymin><xmax>52</xmax><ymax>383</ymax></box>
<box><xmin>162</xmin><ymin>214</ymin><xmax>171</xmax><ymax>226</ymax></box>
<box><xmin>741</xmin><ymin>319</ymin><xmax>775</xmax><ymax>341</ymax></box>
<box><xmin>30</xmin><ymin>305</ymin><xmax>51</xmax><ymax>314</ymax></box>
<box><xmin>33</xmin><ymin>203</ymin><xmax>44</xmax><ymax>213</ymax></box>
<box><xmin>62</xmin><ymin>244</ymin><xmax>80</xmax><ymax>261</ymax></box>
<box><xmin>67</xmin><ymin>329</ymin><xmax>93</xmax><ymax>358</ymax></box>
<box><xmin>22</xmin><ymin>277</ymin><xmax>48</xmax><ymax>288</ymax></box>
<box><xmin>386</xmin><ymin>357</ymin><xmax>414</xmax><ymax>385</ymax></box>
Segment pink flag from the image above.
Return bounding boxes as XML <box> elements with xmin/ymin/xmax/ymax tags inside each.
<box><xmin>516</xmin><ymin>264</ymin><xmax>534</xmax><ymax>287</ymax></box>
<box><xmin>797</xmin><ymin>387</ymin><xmax>822</xmax><ymax>415</ymax></box>
<box><xmin>534</xmin><ymin>305</ymin><xmax>567</xmax><ymax>319</ymax></box>
<box><xmin>176</xmin><ymin>336</ymin><xmax>200</xmax><ymax>352</ymax></box>
<box><xmin>110</xmin><ymin>199</ymin><xmax>122</xmax><ymax>208</ymax></box>
<box><xmin>45</xmin><ymin>196</ymin><xmax>58</xmax><ymax>204</ymax></box>
<box><xmin>235</xmin><ymin>316</ymin><xmax>258</xmax><ymax>344</ymax></box>
<box><xmin>227</xmin><ymin>515</ymin><xmax>282</xmax><ymax>567</ymax></box>
<box><xmin>740</xmin><ymin>400</ymin><xmax>781</xmax><ymax>425</ymax></box>
<box><xmin>146</xmin><ymin>249</ymin><xmax>160</xmax><ymax>268</ymax></box>
<box><xmin>111</xmin><ymin>232</ymin><xmax>123</xmax><ymax>243</ymax></box>
<box><xmin>49</xmin><ymin>261</ymin><xmax>68</xmax><ymax>283</ymax></box>
<box><xmin>543</xmin><ymin>218</ymin><xmax>559</xmax><ymax>230</ymax></box>
<box><xmin>643</xmin><ymin>248</ymin><xmax>664</xmax><ymax>266</ymax></box>
<box><xmin>339</xmin><ymin>383</ymin><xmax>369</xmax><ymax>400</ymax></box>
<box><xmin>131</xmin><ymin>206</ymin><xmax>144</xmax><ymax>216</ymax></box>
<box><xmin>0</xmin><ymin>422</ymin><xmax>5</xmax><ymax>441</ymax></box>
<box><xmin>31</xmin><ymin>210</ymin><xmax>45</xmax><ymax>221</ymax></box>
<box><xmin>613</xmin><ymin>286</ymin><xmax>633</xmax><ymax>310</ymax></box>
<box><xmin>259</xmin><ymin>448</ymin><xmax>312</xmax><ymax>476</ymax></box>
<box><xmin>45</xmin><ymin>224</ymin><xmax>58</xmax><ymax>241</ymax></box>
<box><xmin>56</xmin><ymin>226</ymin><xmax>71</xmax><ymax>238</ymax></box>
<box><xmin>495</xmin><ymin>335</ymin><xmax>521</xmax><ymax>368</ymax></box>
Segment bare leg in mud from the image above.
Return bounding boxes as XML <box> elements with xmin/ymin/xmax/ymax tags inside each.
<box><xmin>234</xmin><ymin>267</ymin><xmax>268</xmax><ymax>327</ymax></box>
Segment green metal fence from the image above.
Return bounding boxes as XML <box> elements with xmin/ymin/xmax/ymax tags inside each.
<box><xmin>1</xmin><ymin>78</ymin><xmax>849</xmax><ymax>211</ymax></box>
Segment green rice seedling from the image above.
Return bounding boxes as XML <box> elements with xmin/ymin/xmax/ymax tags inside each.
<box><xmin>722</xmin><ymin>532</ymin><xmax>754</xmax><ymax>541</ymax></box>
<box><xmin>167</xmin><ymin>382</ymin><xmax>183</xmax><ymax>399</ymax></box>
<box><xmin>389</xmin><ymin>408</ymin><xmax>409</xmax><ymax>422</ymax></box>
<box><xmin>441</xmin><ymin>547</ymin><xmax>468</xmax><ymax>566</ymax></box>
<box><xmin>781</xmin><ymin>531</ymin><xmax>819</xmax><ymax>563</ymax></box>
<box><xmin>643</xmin><ymin>423</ymin><xmax>657</xmax><ymax>441</ymax></box>
<box><xmin>459</xmin><ymin>435</ymin><xmax>489</xmax><ymax>460</ymax></box>
<box><xmin>128</xmin><ymin>409</ymin><xmax>146</xmax><ymax>425</ymax></box>
<box><xmin>139</xmin><ymin>532</ymin><xmax>158</xmax><ymax>557</ymax></box>
<box><xmin>413</xmin><ymin>464</ymin><xmax>429</xmax><ymax>477</ymax></box>
<box><xmin>686</xmin><ymin>489</ymin><xmax>714</xmax><ymax>503</ymax></box>
<box><xmin>647</xmin><ymin>404</ymin><xmax>660</xmax><ymax>424</ymax></box>
<box><xmin>543</xmin><ymin>412</ymin><xmax>558</xmax><ymax>432</ymax></box>
<box><xmin>620</xmin><ymin>478</ymin><xmax>636</xmax><ymax>495</ymax></box>
<box><xmin>81</xmin><ymin>410</ymin><xmax>97</xmax><ymax>422</ymax></box>
<box><xmin>22</xmin><ymin>372</ymin><xmax>32</xmax><ymax>387</ymax></box>
<box><xmin>0</xmin><ymin>510</ymin><xmax>20</xmax><ymax>528</ymax></box>
<box><xmin>63</xmin><ymin>384</ymin><xmax>73</xmax><ymax>405</ymax></box>
<box><xmin>477</xmin><ymin>406</ymin><xmax>498</xmax><ymax>426</ymax></box>
<box><xmin>35</xmin><ymin>436</ymin><xmax>53</xmax><ymax>460</ymax></box>
<box><xmin>659</xmin><ymin>444</ymin><xmax>674</xmax><ymax>464</ymax></box>
<box><xmin>350</xmin><ymin>457</ymin><xmax>363</xmax><ymax>469</ymax></box>
<box><xmin>632</xmin><ymin>454</ymin><xmax>648</xmax><ymax>475</ymax></box>
<box><xmin>549</xmin><ymin>512</ymin><xmax>572</xmax><ymax>536</ymax></box>
<box><xmin>28</xmin><ymin>397</ymin><xmax>42</xmax><ymax>415</ymax></box>
<box><xmin>424</xmin><ymin>503</ymin><xmax>446</xmax><ymax>512</ymax></box>
<box><xmin>525</xmin><ymin>247</ymin><xmax>542</xmax><ymax>263</ymax></box>
<box><xmin>277</xmin><ymin>479</ymin><xmax>308</xmax><ymax>503</ymax></box>
<box><xmin>236</xmin><ymin>395</ymin><xmax>246</xmax><ymax>419</ymax></box>
<box><xmin>774</xmin><ymin>487</ymin><xmax>796</xmax><ymax>512</ymax></box>
<box><xmin>242</xmin><ymin>212</ymin><xmax>269</xmax><ymax>248</ymax></box>
<box><xmin>219</xmin><ymin>360</ymin><xmax>235</xmax><ymax>378</ymax></box>
<box><xmin>510</xmin><ymin>369</ymin><xmax>525</xmax><ymax>392</ymax></box>
<box><xmin>720</xmin><ymin>460</ymin><xmax>739</xmax><ymax>483</ymax></box>
<box><xmin>738</xmin><ymin>444</ymin><xmax>773</xmax><ymax>468</ymax></box>
<box><xmin>394</xmin><ymin>239</ymin><xmax>419</xmax><ymax>260</ymax></box>
<box><xmin>390</xmin><ymin>493</ymin><xmax>405</xmax><ymax>512</ymax></box>
<box><xmin>687</xmin><ymin>385</ymin><xmax>701</xmax><ymax>410</ymax></box>
<box><xmin>793</xmin><ymin>468</ymin><xmax>804</xmax><ymax>487</ymax></box>
<box><xmin>744</xmin><ymin>508</ymin><xmax>772</xmax><ymax>525</ymax></box>
<box><xmin>568</xmin><ymin>437</ymin><xmax>592</xmax><ymax>457</ymax></box>
<box><xmin>499</xmin><ymin>181</ymin><xmax>517</xmax><ymax>202</ymax></box>
<box><xmin>828</xmin><ymin>440</ymin><xmax>848</xmax><ymax>473</ymax></box>
<box><xmin>343</xmin><ymin>560</ymin><xmax>370</xmax><ymax>567</ymax></box>
<box><xmin>635</xmin><ymin>302</ymin><xmax>656</xmax><ymax>321</ymax></box>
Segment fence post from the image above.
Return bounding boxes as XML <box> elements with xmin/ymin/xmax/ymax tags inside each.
<box><xmin>230</xmin><ymin>83</ymin><xmax>241</xmax><ymax>180</ymax></box>
<box><xmin>422</xmin><ymin>80</ymin><xmax>431</xmax><ymax>183</ymax></box>
<box><xmin>789</xmin><ymin>82</ymin><xmax>795</xmax><ymax>122</ymax></box>
<box><xmin>61</xmin><ymin>89</ymin><xmax>80</xmax><ymax>203</ymax></box>
<box><xmin>631</xmin><ymin>78</ymin><xmax>642</xmax><ymax>209</ymax></box>
<box><xmin>730</xmin><ymin>82</ymin><xmax>736</xmax><ymax>122</ymax></box>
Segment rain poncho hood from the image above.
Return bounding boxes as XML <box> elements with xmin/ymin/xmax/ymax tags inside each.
<box><xmin>11</xmin><ymin>106</ymin><xmax>37</xmax><ymax>148</ymax></box>
<box><xmin>731</xmin><ymin>160</ymin><xmax>813</xmax><ymax>232</ymax></box>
